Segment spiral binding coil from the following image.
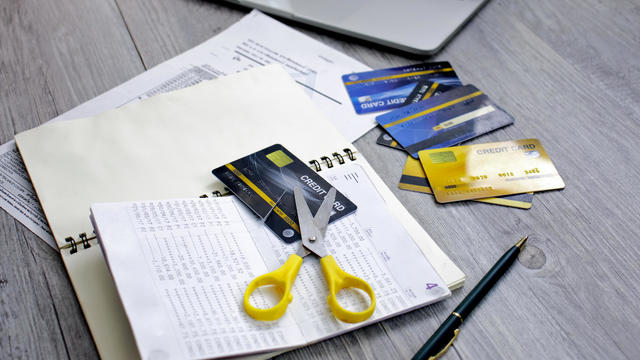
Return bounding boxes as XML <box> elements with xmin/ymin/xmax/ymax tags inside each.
<box><xmin>309</xmin><ymin>148</ymin><xmax>357</xmax><ymax>171</ymax></box>
<box><xmin>309</xmin><ymin>159</ymin><xmax>321</xmax><ymax>171</ymax></box>
<box><xmin>62</xmin><ymin>232</ymin><xmax>96</xmax><ymax>253</ymax></box>
<box><xmin>320</xmin><ymin>156</ymin><xmax>333</xmax><ymax>168</ymax></box>
<box><xmin>343</xmin><ymin>148</ymin><xmax>356</xmax><ymax>161</ymax></box>
<box><xmin>332</xmin><ymin>152</ymin><xmax>345</xmax><ymax>165</ymax></box>
<box><xmin>64</xmin><ymin>236</ymin><xmax>77</xmax><ymax>254</ymax></box>
<box><xmin>79</xmin><ymin>233</ymin><xmax>92</xmax><ymax>249</ymax></box>
<box><xmin>199</xmin><ymin>187</ymin><xmax>231</xmax><ymax>198</ymax></box>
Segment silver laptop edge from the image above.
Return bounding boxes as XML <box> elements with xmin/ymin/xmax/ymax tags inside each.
<box><xmin>224</xmin><ymin>0</ymin><xmax>489</xmax><ymax>55</ymax></box>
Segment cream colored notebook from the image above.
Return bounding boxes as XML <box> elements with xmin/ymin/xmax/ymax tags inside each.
<box><xmin>15</xmin><ymin>65</ymin><xmax>464</xmax><ymax>359</ymax></box>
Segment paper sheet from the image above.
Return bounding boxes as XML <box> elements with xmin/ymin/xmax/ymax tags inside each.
<box><xmin>93</xmin><ymin>197</ymin><xmax>307</xmax><ymax>359</ymax></box>
<box><xmin>0</xmin><ymin>10</ymin><xmax>375</xmax><ymax>248</ymax></box>
<box><xmin>92</xmin><ymin>164</ymin><xmax>449</xmax><ymax>359</ymax></box>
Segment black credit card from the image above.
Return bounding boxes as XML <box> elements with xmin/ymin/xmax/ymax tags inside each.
<box><xmin>376</xmin><ymin>131</ymin><xmax>405</xmax><ymax>150</ymax></box>
<box><xmin>212</xmin><ymin>144</ymin><xmax>357</xmax><ymax>243</ymax></box>
<box><xmin>402</xmin><ymin>80</ymin><xmax>455</xmax><ymax>106</ymax></box>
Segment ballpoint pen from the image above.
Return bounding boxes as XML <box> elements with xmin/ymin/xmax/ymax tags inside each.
<box><xmin>412</xmin><ymin>235</ymin><xmax>528</xmax><ymax>360</ymax></box>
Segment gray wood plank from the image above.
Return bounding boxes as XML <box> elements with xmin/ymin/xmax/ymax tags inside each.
<box><xmin>0</xmin><ymin>0</ymin><xmax>146</xmax><ymax>358</ymax></box>
<box><xmin>0</xmin><ymin>211</ymin><xmax>68</xmax><ymax>359</ymax></box>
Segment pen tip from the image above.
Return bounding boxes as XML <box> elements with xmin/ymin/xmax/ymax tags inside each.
<box><xmin>515</xmin><ymin>235</ymin><xmax>528</xmax><ymax>250</ymax></box>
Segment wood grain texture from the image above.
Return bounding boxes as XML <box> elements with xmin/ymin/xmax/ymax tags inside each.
<box><xmin>1</xmin><ymin>0</ymin><xmax>639</xmax><ymax>358</ymax></box>
<box><xmin>0</xmin><ymin>0</ymin><xmax>144</xmax><ymax>358</ymax></box>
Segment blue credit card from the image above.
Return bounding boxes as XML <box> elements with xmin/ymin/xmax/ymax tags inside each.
<box><xmin>342</xmin><ymin>62</ymin><xmax>462</xmax><ymax>114</ymax></box>
<box><xmin>375</xmin><ymin>80</ymin><xmax>455</xmax><ymax>150</ymax></box>
<box><xmin>376</xmin><ymin>84</ymin><xmax>515</xmax><ymax>158</ymax></box>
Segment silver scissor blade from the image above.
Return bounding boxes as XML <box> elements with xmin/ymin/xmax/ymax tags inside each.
<box><xmin>294</xmin><ymin>187</ymin><xmax>329</xmax><ymax>258</ymax></box>
<box><xmin>313</xmin><ymin>187</ymin><xmax>336</xmax><ymax>235</ymax></box>
<box><xmin>293</xmin><ymin>187</ymin><xmax>316</xmax><ymax>239</ymax></box>
<box><xmin>295</xmin><ymin>243</ymin><xmax>311</xmax><ymax>258</ymax></box>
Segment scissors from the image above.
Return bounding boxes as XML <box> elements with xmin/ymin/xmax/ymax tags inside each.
<box><xmin>243</xmin><ymin>187</ymin><xmax>376</xmax><ymax>323</ymax></box>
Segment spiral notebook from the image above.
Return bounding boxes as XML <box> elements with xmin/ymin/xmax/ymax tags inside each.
<box><xmin>14</xmin><ymin>65</ymin><xmax>464</xmax><ymax>359</ymax></box>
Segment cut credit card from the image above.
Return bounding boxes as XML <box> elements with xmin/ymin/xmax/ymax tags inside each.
<box><xmin>376</xmin><ymin>132</ymin><xmax>404</xmax><ymax>150</ymax></box>
<box><xmin>212</xmin><ymin>144</ymin><xmax>357</xmax><ymax>243</ymax></box>
<box><xmin>399</xmin><ymin>156</ymin><xmax>534</xmax><ymax>209</ymax></box>
<box><xmin>342</xmin><ymin>61</ymin><xmax>462</xmax><ymax>114</ymax></box>
<box><xmin>419</xmin><ymin>139</ymin><xmax>565</xmax><ymax>203</ymax></box>
<box><xmin>402</xmin><ymin>80</ymin><xmax>454</xmax><ymax>106</ymax></box>
<box><xmin>377</xmin><ymin>84</ymin><xmax>515</xmax><ymax>158</ymax></box>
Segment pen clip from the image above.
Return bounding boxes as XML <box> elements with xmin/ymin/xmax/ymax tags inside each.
<box><xmin>428</xmin><ymin>328</ymin><xmax>460</xmax><ymax>360</ymax></box>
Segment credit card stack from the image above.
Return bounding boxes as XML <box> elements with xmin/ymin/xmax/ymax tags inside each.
<box><xmin>342</xmin><ymin>62</ymin><xmax>565</xmax><ymax>209</ymax></box>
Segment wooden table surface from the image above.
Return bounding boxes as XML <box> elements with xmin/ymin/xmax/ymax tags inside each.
<box><xmin>1</xmin><ymin>0</ymin><xmax>639</xmax><ymax>359</ymax></box>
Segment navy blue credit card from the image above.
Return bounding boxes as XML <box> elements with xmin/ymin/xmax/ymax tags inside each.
<box><xmin>342</xmin><ymin>62</ymin><xmax>462</xmax><ymax>114</ymax></box>
<box><xmin>212</xmin><ymin>144</ymin><xmax>357</xmax><ymax>243</ymax></box>
<box><xmin>376</xmin><ymin>84</ymin><xmax>515</xmax><ymax>158</ymax></box>
<box><xmin>376</xmin><ymin>80</ymin><xmax>455</xmax><ymax>149</ymax></box>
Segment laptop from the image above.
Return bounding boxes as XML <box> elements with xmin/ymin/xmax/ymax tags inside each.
<box><xmin>223</xmin><ymin>0</ymin><xmax>488</xmax><ymax>55</ymax></box>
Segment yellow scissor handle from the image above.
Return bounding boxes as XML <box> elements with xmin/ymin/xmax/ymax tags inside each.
<box><xmin>243</xmin><ymin>254</ymin><xmax>303</xmax><ymax>321</ymax></box>
<box><xmin>320</xmin><ymin>255</ymin><xmax>376</xmax><ymax>323</ymax></box>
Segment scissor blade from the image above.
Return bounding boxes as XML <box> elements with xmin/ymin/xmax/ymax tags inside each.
<box><xmin>293</xmin><ymin>187</ymin><xmax>317</xmax><ymax>241</ymax></box>
<box><xmin>314</xmin><ymin>187</ymin><xmax>336</xmax><ymax>235</ymax></box>
<box><xmin>294</xmin><ymin>187</ymin><xmax>330</xmax><ymax>258</ymax></box>
<box><xmin>295</xmin><ymin>243</ymin><xmax>311</xmax><ymax>258</ymax></box>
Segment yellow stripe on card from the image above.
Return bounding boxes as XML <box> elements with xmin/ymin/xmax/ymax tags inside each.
<box><xmin>423</xmin><ymin>82</ymin><xmax>439</xmax><ymax>99</ymax></box>
<box><xmin>383</xmin><ymin>91</ymin><xmax>484</xmax><ymax>129</ymax></box>
<box><xmin>433</xmin><ymin>105</ymin><xmax>495</xmax><ymax>131</ymax></box>
<box><xmin>225</xmin><ymin>164</ymin><xmax>300</xmax><ymax>232</ymax></box>
<box><xmin>344</xmin><ymin>68</ymin><xmax>454</xmax><ymax>85</ymax></box>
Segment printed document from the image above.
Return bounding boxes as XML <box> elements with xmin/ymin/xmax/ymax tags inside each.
<box><xmin>92</xmin><ymin>164</ymin><xmax>449</xmax><ymax>359</ymax></box>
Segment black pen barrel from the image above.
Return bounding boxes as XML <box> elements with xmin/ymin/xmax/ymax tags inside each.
<box><xmin>455</xmin><ymin>245</ymin><xmax>520</xmax><ymax>318</ymax></box>
<box><xmin>412</xmin><ymin>237</ymin><xmax>527</xmax><ymax>360</ymax></box>
<box><xmin>412</xmin><ymin>314</ymin><xmax>462</xmax><ymax>360</ymax></box>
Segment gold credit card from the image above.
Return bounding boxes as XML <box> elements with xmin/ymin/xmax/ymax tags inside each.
<box><xmin>418</xmin><ymin>139</ymin><xmax>564</xmax><ymax>203</ymax></box>
<box><xmin>399</xmin><ymin>156</ymin><xmax>534</xmax><ymax>209</ymax></box>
